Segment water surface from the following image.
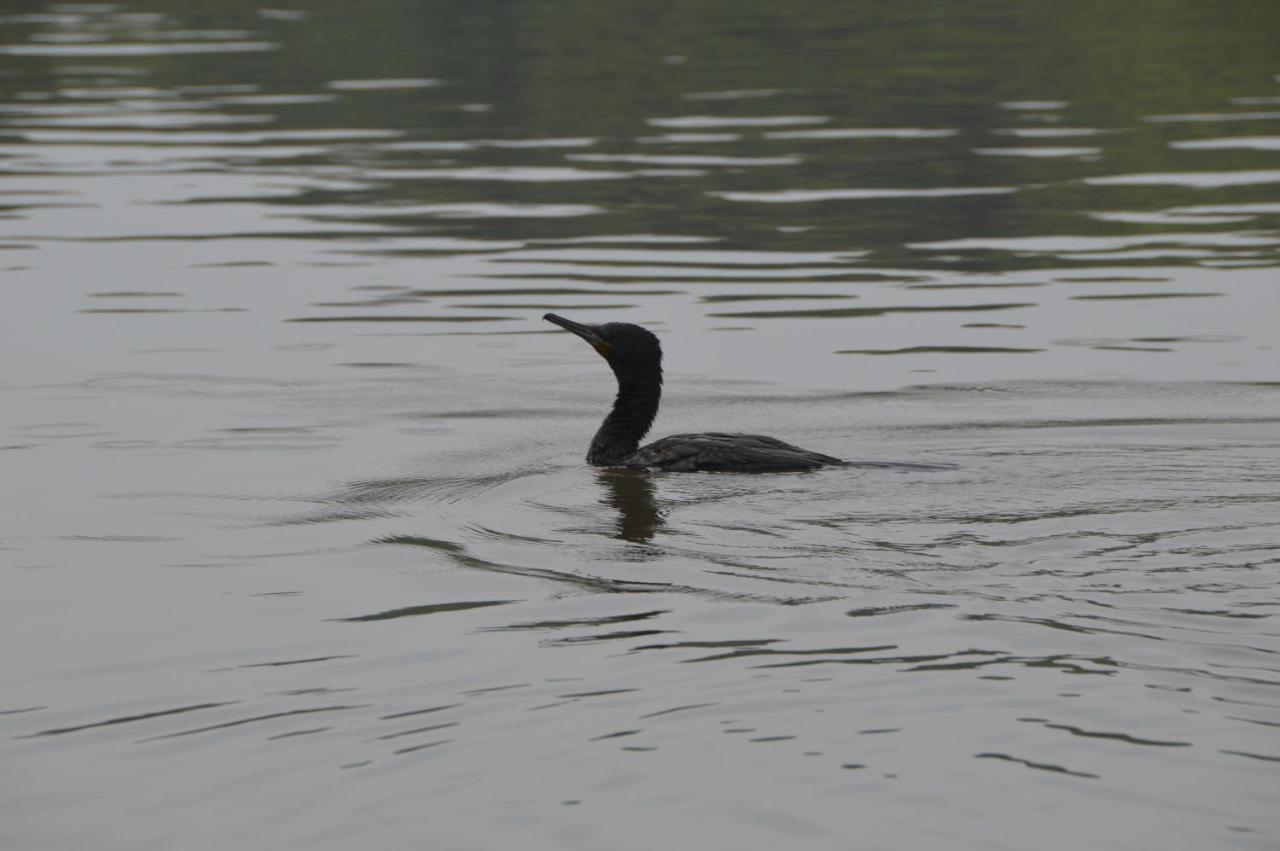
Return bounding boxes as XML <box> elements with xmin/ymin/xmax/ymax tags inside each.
<box><xmin>2</xmin><ymin>2</ymin><xmax>1279</xmax><ymax>849</ymax></box>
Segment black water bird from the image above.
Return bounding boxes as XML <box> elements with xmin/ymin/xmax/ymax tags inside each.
<box><xmin>545</xmin><ymin>314</ymin><xmax>846</xmax><ymax>472</ymax></box>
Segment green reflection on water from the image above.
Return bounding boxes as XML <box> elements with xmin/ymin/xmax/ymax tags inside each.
<box><xmin>2</xmin><ymin>0</ymin><xmax>1276</xmax><ymax>270</ymax></box>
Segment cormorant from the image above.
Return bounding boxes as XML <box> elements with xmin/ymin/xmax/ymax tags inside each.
<box><xmin>545</xmin><ymin>313</ymin><xmax>846</xmax><ymax>472</ymax></box>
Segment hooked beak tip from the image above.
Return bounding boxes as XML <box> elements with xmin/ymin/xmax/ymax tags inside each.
<box><xmin>544</xmin><ymin>313</ymin><xmax>612</xmax><ymax>357</ymax></box>
<box><xmin>544</xmin><ymin>313</ymin><xmax>585</xmax><ymax>335</ymax></box>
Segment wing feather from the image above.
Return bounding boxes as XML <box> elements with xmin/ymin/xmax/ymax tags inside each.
<box><xmin>626</xmin><ymin>433</ymin><xmax>844</xmax><ymax>472</ymax></box>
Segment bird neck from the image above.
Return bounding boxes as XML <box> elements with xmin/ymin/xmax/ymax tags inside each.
<box><xmin>588</xmin><ymin>367</ymin><xmax>662</xmax><ymax>466</ymax></box>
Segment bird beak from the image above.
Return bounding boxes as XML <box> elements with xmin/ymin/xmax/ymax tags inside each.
<box><xmin>544</xmin><ymin>313</ymin><xmax>614</xmax><ymax>358</ymax></box>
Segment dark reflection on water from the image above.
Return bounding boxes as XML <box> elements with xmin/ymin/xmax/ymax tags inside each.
<box><xmin>334</xmin><ymin>600</ymin><xmax>514</xmax><ymax>622</ymax></box>
<box><xmin>1</xmin><ymin>0</ymin><xmax>1279</xmax><ymax>849</ymax></box>
<box><xmin>598</xmin><ymin>470</ymin><xmax>665</xmax><ymax>544</ymax></box>
<box><xmin>0</xmin><ymin>0</ymin><xmax>1276</xmax><ymax>273</ymax></box>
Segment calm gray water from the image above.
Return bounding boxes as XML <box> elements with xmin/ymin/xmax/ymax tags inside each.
<box><xmin>2</xmin><ymin>2</ymin><xmax>1279</xmax><ymax>849</ymax></box>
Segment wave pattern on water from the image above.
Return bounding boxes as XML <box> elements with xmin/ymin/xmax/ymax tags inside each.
<box><xmin>1</xmin><ymin>2</ymin><xmax>1279</xmax><ymax>849</ymax></box>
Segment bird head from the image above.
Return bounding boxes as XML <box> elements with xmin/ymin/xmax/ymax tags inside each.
<box><xmin>544</xmin><ymin>314</ymin><xmax>662</xmax><ymax>377</ymax></box>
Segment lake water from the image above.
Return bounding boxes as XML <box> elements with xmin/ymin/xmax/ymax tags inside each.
<box><xmin>2</xmin><ymin>2</ymin><xmax>1279</xmax><ymax>849</ymax></box>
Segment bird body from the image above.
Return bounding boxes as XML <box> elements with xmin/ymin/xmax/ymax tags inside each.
<box><xmin>628</xmin><ymin>432</ymin><xmax>845</xmax><ymax>472</ymax></box>
<box><xmin>544</xmin><ymin>313</ymin><xmax>845</xmax><ymax>473</ymax></box>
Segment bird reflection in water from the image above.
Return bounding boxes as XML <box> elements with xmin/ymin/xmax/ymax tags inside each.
<box><xmin>597</xmin><ymin>470</ymin><xmax>664</xmax><ymax>544</ymax></box>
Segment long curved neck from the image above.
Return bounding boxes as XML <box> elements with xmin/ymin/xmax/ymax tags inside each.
<box><xmin>588</xmin><ymin>366</ymin><xmax>662</xmax><ymax>466</ymax></box>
